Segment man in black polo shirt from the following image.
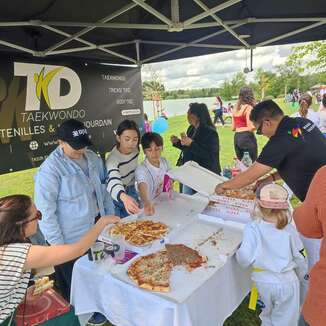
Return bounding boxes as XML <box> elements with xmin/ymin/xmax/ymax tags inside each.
<box><xmin>215</xmin><ymin>99</ymin><xmax>326</xmax><ymax>201</ymax></box>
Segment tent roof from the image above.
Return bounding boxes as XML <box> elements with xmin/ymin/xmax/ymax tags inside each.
<box><xmin>0</xmin><ymin>0</ymin><xmax>326</xmax><ymax>65</ymax></box>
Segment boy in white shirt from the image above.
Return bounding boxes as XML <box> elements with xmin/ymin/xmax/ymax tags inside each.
<box><xmin>236</xmin><ymin>183</ymin><xmax>308</xmax><ymax>326</ymax></box>
<box><xmin>135</xmin><ymin>132</ymin><xmax>170</xmax><ymax>216</ymax></box>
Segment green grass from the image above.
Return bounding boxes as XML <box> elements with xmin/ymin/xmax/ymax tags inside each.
<box><xmin>0</xmin><ymin>99</ymin><xmax>304</xmax><ymax>325</ymax></box>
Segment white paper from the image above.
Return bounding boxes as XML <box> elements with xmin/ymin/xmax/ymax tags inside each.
<box><xmin>167</xmin><ymin>161</ymin><xmax>226</xmax><ymax>196</ymax></box>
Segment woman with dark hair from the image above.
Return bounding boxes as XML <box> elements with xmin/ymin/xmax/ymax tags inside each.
<box><xmin>213</xmin><ymin>96</ymin><xmax>225</xmax><ymax>125</ymax></box>
<box><xmin>292</xmin><ymin>93</ymin><xmax>320</xmax><ymax>127</ymax></box>
<box><xmin>143</xmin><ymin>113</ymin><xmax>152</xmax><ymax>133</ymax></box>
<box><xmin>171</xmin><ymin>103</ymin><xmax>221</xmax><ymax>195</ymax></box>
<box><xmin>106</xmin><ymin>119</ymin><xmax>141</xmax><ymax>217</ymax></box>
<box><xmin>0</xmin><ymin>194</ymin><xmax>119</xmax><ymax>325</ymax></box>
<box><xmin>232</xmin><ymin>86</ymin><xmax>258</xmax><ymax>161</ymax></box>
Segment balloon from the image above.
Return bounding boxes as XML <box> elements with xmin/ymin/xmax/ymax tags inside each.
<box><xmin>152</xmin><ymin>117</ymin><xmax>168</xmax><ymax>134</ymax></box>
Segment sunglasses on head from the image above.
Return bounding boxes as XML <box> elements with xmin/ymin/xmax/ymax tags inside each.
<box><xmin>16</xmin><ymin>210</ymin><xmax>42</xmax><ymax>225</ymax></box>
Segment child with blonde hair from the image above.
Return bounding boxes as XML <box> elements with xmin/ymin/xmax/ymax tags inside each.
<box><xmin>236</xmin><ymin>183</ymin><xmax>308</xmax><ymax>326</ymax></box>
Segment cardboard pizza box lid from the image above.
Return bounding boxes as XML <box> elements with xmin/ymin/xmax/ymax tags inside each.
<box><xmin>15</xmin><ymin>288</ymin><xmax>70</xmax><ymax>326</ymax></box>
<box><xmin>167</xmin><ymin>161</ymin><xmax>227</xmax><ymax>197</ymax></box>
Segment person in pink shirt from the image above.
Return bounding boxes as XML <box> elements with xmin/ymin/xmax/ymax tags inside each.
<box><xmin>144</xmin><ymin>113</ymin><xmax>152</xmax><ymax>133</ymax></box>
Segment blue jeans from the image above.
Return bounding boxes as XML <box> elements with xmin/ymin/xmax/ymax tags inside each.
<box><xmin>182</xmin><ymin>185</ymin><xmax>196</xmax><ymax>195</ymax></box>
<box><xmin>113</xmin><ymin>185</ymin><xmax>139</xmax><ymax>218</ymax></box>
<box><xmin>298</xmin><ymin>315</ymin><xmax>309</xmax><ymax>326</ymax></box>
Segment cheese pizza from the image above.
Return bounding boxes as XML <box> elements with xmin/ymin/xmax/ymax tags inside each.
<box><xmin>220</xmin><ymin>187</ymin><xmax>255</xmax><ymax>200</ymax></box>
<box><xmin>109</xmin><ymin>220</ymin><xmax>169</xmax><ymax>246</ymax></box>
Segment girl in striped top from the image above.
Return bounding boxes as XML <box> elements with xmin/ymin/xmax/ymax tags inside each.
<box><xmin>106</xmin><ymin>120</ymin><xmax>141</xmax><ymax>217</ymax></box>
<box><xmin>0</xmin><ymin>195</ymin><xmax>120</xmax><ymax>325</ymax></box>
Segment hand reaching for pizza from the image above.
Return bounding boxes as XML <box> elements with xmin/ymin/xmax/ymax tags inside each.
<box><xmin>120</xmin><ymin>193</ymin><xmax>140</xmax><ymax>215</ymax></box>
<box><xmin>215</xmin><ymin>183</ymin><xmax>227</xmax><ymax>194</ymax></box>
<box><xmin>144</xmin><ymin>201</ymin><xmax>155</xmax><ymax>216</ymax></box>
<box><xmin>100</xmin><ymin>215</ymin><xmax>121</xmax><ymax>225</ymax></box>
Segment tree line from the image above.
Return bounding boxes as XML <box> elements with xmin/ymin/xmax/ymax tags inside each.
<box><xmin>143</xmin><ymin>41</ymin><xmax>326</xmax><ymax>101</ymax></box>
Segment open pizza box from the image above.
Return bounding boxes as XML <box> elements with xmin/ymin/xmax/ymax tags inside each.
<box><xmin>110</xmin><ymin>218</ymin><xmax>245</xmax><ymax>304</ymax></box>
<box><xmin>168</xmin><ymin>161</ymin><xmax>254</xmax><ymax>224</ymax></box>
<box><xmin>98</xmin><ymin>192</ymin><xmax>208</xmax><ymax>254</ymax></box>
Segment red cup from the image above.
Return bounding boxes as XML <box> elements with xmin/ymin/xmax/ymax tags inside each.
<box><xmin>231</xmin><ymin>168</ymin><xmax>240</xmax><ymax>177</ymax></box>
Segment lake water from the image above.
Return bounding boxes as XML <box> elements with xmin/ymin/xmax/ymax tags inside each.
<box><xmin>143</xmin><ymin>96</ymin><xmax>235</xmax><ymax>120</ymax></box>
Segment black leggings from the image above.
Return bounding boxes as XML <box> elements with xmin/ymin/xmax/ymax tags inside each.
<box><xmin>234</xmin><ymin>131</ymin><xmax>258</xmax><ymax>161</ymax></box>
<box><xmin>53</xmin><ymin>258</ymin><xmax>78</xmax><ymax>301</ymax></box>
<box><xmin>214</xmin><ymin>111</ymin><xmax>225</xmax><ymax>125</ymax></box>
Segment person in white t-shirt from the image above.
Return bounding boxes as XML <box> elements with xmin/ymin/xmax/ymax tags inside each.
<box><xmin>291</xmin><ymin>93</ymin><xmax>320</xmax><ymax>127</ymax></box>
<box><xmin>135</xmin><ymin>132</ymin><xmax>171</xmax><ymax>216</ymax></box>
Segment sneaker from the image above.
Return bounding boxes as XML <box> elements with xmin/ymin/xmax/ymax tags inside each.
<box><xmin>87</xmin><ymin>312</ymin><xmax>107</xmax><ymax>326</ymax></box>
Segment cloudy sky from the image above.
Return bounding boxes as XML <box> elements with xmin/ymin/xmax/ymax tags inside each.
<box><xmin>142</xmin><ymin>43</ymin><xmax>295</xmax><ymax>90</ymax></box>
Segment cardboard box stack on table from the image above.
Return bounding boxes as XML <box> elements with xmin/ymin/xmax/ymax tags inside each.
<box><xmin>168</xmin><ymin>161</ymin><xmax>255</xmax><ymax>226</ymax></box>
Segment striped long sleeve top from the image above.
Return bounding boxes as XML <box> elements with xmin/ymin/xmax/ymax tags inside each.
<box><xmin>0</xmin><ymin>243</ymin><xmax>31</xmax><ymax>323</ymax></box>
<box><xmin>105</xmin><ymin>146</ymin><xmax>139</xmax><ymax>202</ymax></box>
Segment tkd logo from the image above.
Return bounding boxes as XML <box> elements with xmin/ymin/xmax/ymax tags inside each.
<box><xmin>14</xmin><ymin>62</ymin><xmax>82</xmax><ymax>111</ymax></box>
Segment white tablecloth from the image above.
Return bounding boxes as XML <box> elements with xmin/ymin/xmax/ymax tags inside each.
<box><xmin>71</xmin><ymin>193</ymin><xmax>251</xmax><ymax>326</ymax></box>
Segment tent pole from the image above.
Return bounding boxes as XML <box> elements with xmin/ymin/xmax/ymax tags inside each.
<box><xmin>136</xmin><ymin>40</ymin><xmax>141</xmax><ymax>63</ymax></box>
<box><xmin>132</xmin><ymin>0</ymin><xmax>173</xmax><ymax>25</ymax></box>
<box><xmin>141</xmin><ymin>40</ymin><xmax>242</xmax><ymax>49</ymax></box>
<box><xmin>171</xmin><ymin>0</ymin><xmax>180</xmax><ymax>23</ymax></box>
<box><xmin>183</xmin><ymin>0</ymin><xmax>242</xmax><ymax>26</ymax></box>
<box><xmin>192</xmin><ymin>0</ymin><xmax>249</xmax><ymax>47</ymax></box>
<box><xmin>0</xmin><ymin>39</ymin><xmax>34</xmax><ymax>54</ymax></box>
<box><xmin>142</xmin><ymin>22</ymin><xmax>245</xmax><ymax>63</ymax></box>
<box><xmin>42</xmin><ymin>26</ymin><xmax>137</xmax><ymax>63</ymax></box>
<box><xmin>256</xmin><ymin>21</ymin><xmax>326</xmax><ymax>47</ymax></box>
<box><xmin>43</xmin><ymin>2</ymin><xmax>139</xmax><ymax>53</ymax></box>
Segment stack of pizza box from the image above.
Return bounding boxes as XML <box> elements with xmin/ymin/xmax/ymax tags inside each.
<box><xmin>168</xmin><ymin>161</ymin><xmax>254</xmax><ymax>225</ymax></box>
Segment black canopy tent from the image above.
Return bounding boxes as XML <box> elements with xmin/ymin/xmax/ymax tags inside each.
<box><xmin>0</xmin><ymin>0</ymin><xmax>326</xmax><ymax>66</ymax></box>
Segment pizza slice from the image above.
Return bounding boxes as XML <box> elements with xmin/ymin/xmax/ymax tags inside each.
<box><xmin>165</xmin><ymin>244</ymin><xmax>207</xmax><ymax>270</ymax></box>
<box><xmin>128</xmin><ymin>251</ymin><xmax>172</xmax><ymax>292</ymax></box>
<box><xmin>33</xmin><ymin>276</ymin><xmax>54</xmax><ymax>295</ymax></box>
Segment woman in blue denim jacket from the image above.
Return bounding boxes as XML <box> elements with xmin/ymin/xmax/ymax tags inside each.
<box><xmin>34</xmin><ymin>119</ymin><xmax>115</xmax><ymax>326</ymax></box>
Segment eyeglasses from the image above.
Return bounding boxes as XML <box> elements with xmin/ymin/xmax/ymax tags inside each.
<box><xmin>16</xmin><ymin>210</ymin><xmax>42</xmax><ymax>225</ymax></box>
<box><xmin>256</xmin><ymin>120</ymin><xmax>264</xmax><ymax>135</ymax></box>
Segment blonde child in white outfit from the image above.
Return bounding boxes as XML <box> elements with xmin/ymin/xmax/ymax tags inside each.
<box><xmin>236</xmin><ymin>183</ymin><xmax>308</xmax><ymax>326</ymax></box>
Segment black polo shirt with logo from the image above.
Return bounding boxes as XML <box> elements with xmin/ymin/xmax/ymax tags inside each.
<box><xmin>257</xmin><ymin>116</ymin><xmax>326</xmax><ymax>201</ymax></box>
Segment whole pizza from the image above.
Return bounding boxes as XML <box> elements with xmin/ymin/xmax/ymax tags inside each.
<box><xmin>109</xmin><ymin>220</ymin><xmax>169</xmax><ymax>246</ymax></box>
<box><xmin>127</xmin><ymin>244</ymin><xmax>207</xmax><ymax>292</ymax></box>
